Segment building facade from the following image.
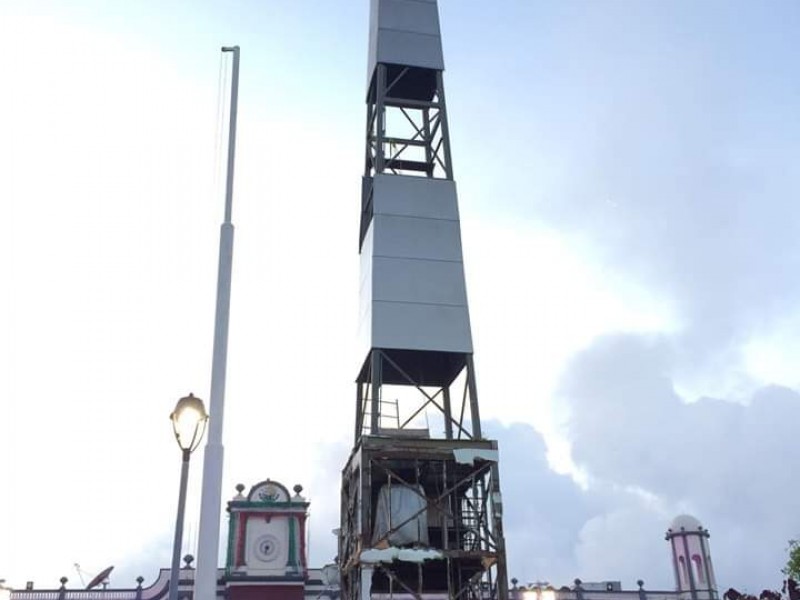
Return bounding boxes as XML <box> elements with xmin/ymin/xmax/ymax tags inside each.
<box><xmin>9</xmin><ymin>509</ymin><xmax>718</xmax><ymax>600</ymax></box>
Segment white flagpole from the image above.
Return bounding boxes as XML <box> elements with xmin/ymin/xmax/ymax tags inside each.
<box><xmin>195</xmin><ymin>44</ymin><xmax>239</xmax><ymax>600</ymax></box>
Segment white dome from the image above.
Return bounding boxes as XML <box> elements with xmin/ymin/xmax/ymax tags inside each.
<box><xmin>668</xmin><ymin>514</ymin><xmax>704</xmax><ymax>532</ymax></box>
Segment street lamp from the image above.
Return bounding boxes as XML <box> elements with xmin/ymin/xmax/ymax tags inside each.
<box><xmin>168</xmin><ymin>393</ymin><xmax>208</xmax><ymax>600</ymax></box>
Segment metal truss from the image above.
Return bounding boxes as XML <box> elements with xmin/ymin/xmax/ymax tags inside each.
<box><xmin>339</xmin><ymin>437</ymin><xmax>509</xmax><ymax>600</ymax></box>
<box><xmin>355</xmin><ymin>349</ymin><xmax>483</xmax><ymax>444</ymax></box>
<box><xmin>365</xmin><ymin>64</ymin><xmax>454</xmax><ymax>180</ymax></box>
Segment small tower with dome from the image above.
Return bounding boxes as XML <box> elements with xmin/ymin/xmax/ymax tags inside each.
<box><xmin>224</xmin><ymin>479</ymin><xmax>310</xmax><ymax>600</ymax></box>
<box><xmin>666</xmin><ymin>514</ymin><xmax>718</xmax><ymax>600</ymax></box>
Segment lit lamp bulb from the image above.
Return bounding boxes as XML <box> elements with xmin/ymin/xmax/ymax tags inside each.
<box><xmin>170</xmin><ymin>393</ymin><xmax>208</xmax><ymax>452</ymax></box>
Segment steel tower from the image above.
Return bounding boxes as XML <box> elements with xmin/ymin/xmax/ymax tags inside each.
<box><xmin>340</xmin><ymin>1</ymin><xmax>509</xmax><ymax>599</ymax></box>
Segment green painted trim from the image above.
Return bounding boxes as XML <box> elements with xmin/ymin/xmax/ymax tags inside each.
<box><xmin>288</xmin><ymin>517</ymin><xmax>297</xmax><ymax>568</ymax></box>
<box><xmin>225</xmin><ymin>512</ymin><xmax>237</xmax><ymax>574</ymax></box>
<box><xmin>228</xmin><ymin>501</ymin><xmax>309</xmax><ymax>509</ymax></box>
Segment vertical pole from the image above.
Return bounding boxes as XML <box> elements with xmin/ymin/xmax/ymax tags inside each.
<box><xmin>442</xmin><ymin>387</ymin><xmax>453</xmax><ymax>440</ymax></box>
<box><xmin>195</xmin><ymin>45</ymin><xmax>240</xmax><ymax>600</ymax></box>
<box><xmin>168</xmin><ymin>450</ymin><xmax>192</xmax><ymax>600</ymax></box>
<box><xmin>435</xmin><ymin>71</ymin><xmax>454</xmax><ymax>180</ymax></box>
<box><xmin>370</xmin><ymin>351</ymin><xmax>382</xmax><ymax>434</ymax></box>
<box><xmin>422</xmin><ymin>108</ymin><xmax>433</xmax><ymax>177</ymax></box>
<box><xmin>375</xmin><ymin>64</ymin><xmax>387</xmax><ymax>174</ymax></box>
<box><xmin>355</xmin><ymin>382</ymin><xmax>364</xmax><ymax>443</ymax></box>
<box><xmin>465</xmin><ymin>355</ymin><xmax>482</xmax><ymax>439</ymax></box>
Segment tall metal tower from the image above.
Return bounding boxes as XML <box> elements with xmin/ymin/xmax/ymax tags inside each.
<box><xmin>340</xmin><ymin>1</ymin><xmax>509</xmax><ymax>599</ymax></box>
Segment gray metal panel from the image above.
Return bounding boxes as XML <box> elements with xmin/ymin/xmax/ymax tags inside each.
<box><xmin>372</xmin><ymin>214</ymin><xmax>464</xmax><ymax>262</ymax></box>
<box><xmin>367</xmin><ymin>0</ymin><xmax>444</xmax><ymax>82</ymax></box>
<box><xmin>372</xmin><ymin>301</ymin><xmax>473</xmax><ymax>353</ymax></box>
<box><xmin>377</xmin><ymin>30</ymin><xmax>444</xmax><ymax>70</ymax></box>
<box><xmin>379</xmin><ymin>0</ymin><xmax>440</xmax><ymax>36</ymax></box>
<box><xmin>359</xmin><ymin>225</ymin><xmax>375</xmax><ymax>355</ymax></box>
<box><xmin>373</xmin><ymin>174</ymin><xmax>460</xmax><ymax>221</ymax></box>
<box><xmin>372</xmin><ymin>256</ymin><xmax>467</xmax><ymax>306</ymax></box>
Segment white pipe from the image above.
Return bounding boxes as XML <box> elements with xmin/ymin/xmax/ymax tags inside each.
<box><xmin>195</xmin><ymin>45</ymin><xmax>240</xmax><ymax>600</ymax></box>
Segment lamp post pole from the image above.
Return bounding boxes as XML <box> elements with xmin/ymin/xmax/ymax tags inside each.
<box><xmin>168</xmin><ymin>448</ymin><xmax>191</xmax><ymax>600</ymax></box>
<box><xmin>168</xmin><ymin>394</ymin><xmax>208</xmax><ymax>600</ymax></box>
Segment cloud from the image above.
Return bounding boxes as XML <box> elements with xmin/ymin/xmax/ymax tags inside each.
<box><xmin>559</xmin><ymin>334</ymin><xmax>800</xmax><ymax>590</ymax></box>
<box><xmin>485</xmin><ymin>421</ymin><xmax>594</xmax><ymax>585</ymax></box>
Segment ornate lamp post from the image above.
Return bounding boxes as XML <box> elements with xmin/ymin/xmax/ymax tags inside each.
<box><xmin>168</xmin><ymin>394</ymin><xmax>208</xmax><ymax>600</ymax></box>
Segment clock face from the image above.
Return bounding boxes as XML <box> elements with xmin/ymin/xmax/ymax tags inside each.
<box><xmin>254</xmin><ymin>534</ymin><xmax>281</xmax><ymax>563</ymax></box>
<box><xmin>258</xmin><ymin>485</ymin><xmax>281</xmax><ymax>502</ymax></box>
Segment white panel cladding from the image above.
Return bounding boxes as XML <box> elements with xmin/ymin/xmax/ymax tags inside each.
<box><xmin>373</xmin><ymin>174</ymin><xmax>459</xmax><ymax>220</ymax></box>
<box><xmin>367</xmin><ymin>0</ymin><xmax>444</xmax><ymax>81</ymax></box>
<box><xmin>372</xmin><ymin>256</ymin><xmax>467</xmax><ymax>306</ymax></box>
<box><xmin>373</xmin><ymin>215</ymin><xmax>463</xmax><ymax>261</ymax></box>
<box><xmin>359</xmin><ymin>225</ymin><xmax>375</xmax><ymax>358</ymax></box>
<box><xmin>359</xmin><ymin>173</ymin><xmax>473</xmax><ymax>355</ymax></box>
<box><xmin>372</xmin><ymin>301</ymin><xmax>472</xmax><ymax>353</ymax></box>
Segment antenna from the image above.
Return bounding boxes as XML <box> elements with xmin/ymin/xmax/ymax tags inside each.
<box><xmin>73</xmin><ymin>565</ymin><xmax>86</xmax><ymax>588</ymax></box>
<box><xmin>85</xmin><ymin>567</ymin><xmax>114</xmax><ymax>591</ymax></box>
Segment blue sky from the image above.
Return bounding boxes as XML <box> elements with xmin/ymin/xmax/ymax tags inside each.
<box><xmin>3</xmin><ymin>0</ymin><xmax>800</xmax><ymax>595</ymax></box>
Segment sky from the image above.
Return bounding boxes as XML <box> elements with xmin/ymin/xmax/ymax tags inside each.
<box><xmin>3</xmin><ymin>0</ymin><xmax>800</xmax><ymax>594</ymax></box>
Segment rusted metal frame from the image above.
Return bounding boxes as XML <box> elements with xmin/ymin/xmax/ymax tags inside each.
<box><xmin>441</xmin><ymin>460</ymin><xmax>451</xmax><ymax>549</ymax></box>
<box><xmin>380</xmin><ymin>352</ymin><xmax>471</xmax><ymax>438</ymax></box>
<box><xmin>369</xmin><ymin>459</ymin><xmax>453</xmax><ymax>540</ymax></box>
<box><xmin>363</xmin><ymin>380</ymin><xmax>371</xmax><ymax>436</ymax></box>
<box><xmin>356</xmin><ymin>381</ymin><xmax>364</xmax><ymax>443</ymax></box>
<box><xmin>342</xmin><ymin>461</ymin><xmax>363</xmax><ymax>571</ymax></box>
<box><xmin>373</xmin><ymin>458</ymin><xmax>494</xmax><ymax>535</ymax></box>
<box><xmin>459</xmin><ymin>480</ymin><xmax>497</xmax><ymax>552</ymax></box>
<box><xmin>455</xmin><ymin>570</ymin><xmax>488</xmax><ymax>600</ymax></box>
<box><xmin>362</xmin><ymin>450</ymin><xmax>373</xmax><ymax>551</ymax></box>
<box><xmin>475</xmin><ymin>477</ymin><xmax>493</xmax><ymax>548</ymax></box>
<box><xmin>368</xmin><ymin>461</ymin><xmax>435</xmax><ymax>547</ymax></box>
<box><xmin>462</xmin><ymin>485</ymin><xmax>489</xmax><ymax>551</ymax></box>
<box><xmin>458</xmin><ymin>482</ymin><xmax>489</xmax><ymax>551</ymax></box>
<box><xmin>489</xmin><ymin>461</ymin><xmax>509</xmax><ymax>600</ymax></box>
<box><xmin>376</xmin><ymin>563</ymin><xmax>424</xmax><ymax>600</ymax></box>
<box><xmin>446</xmin><ymin>555</ymin><xmax>455</xmax><ymax>599</ymax></box>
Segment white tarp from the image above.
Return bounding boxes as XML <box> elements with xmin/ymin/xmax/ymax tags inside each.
<box><xmin>371</xmin><ymin>484</ymin><xmax>429</xmax><ymax>546</ymax></box>
<box><xmin>361</xmin><ymin>547</ymin><xmax>443</xmax><ymax>564</ymax></box>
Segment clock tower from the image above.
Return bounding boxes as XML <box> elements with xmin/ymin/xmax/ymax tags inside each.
<box><xmin>225</xmin><ymin>479</ymin><xmax>309</xmax><ymax>600</ymax></box>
